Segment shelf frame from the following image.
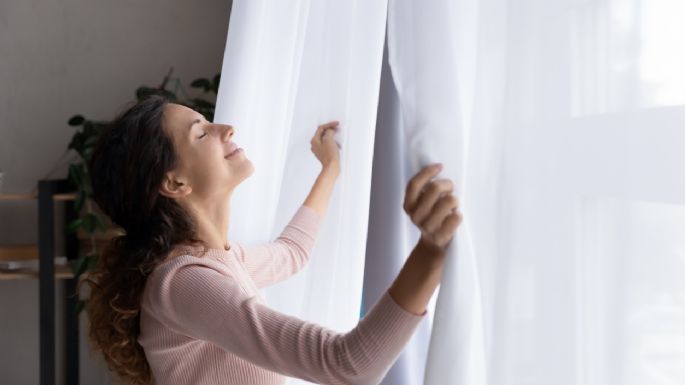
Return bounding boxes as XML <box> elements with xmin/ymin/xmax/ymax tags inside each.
<box><xmin>37</xmin><ymin>179</ymin><xmax>80</xmax><ymax>385</ymax></box>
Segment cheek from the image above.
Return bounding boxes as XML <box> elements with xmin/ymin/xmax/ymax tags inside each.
<box><xmin>196</xmin><ymin>144</ymin><xmax>222</xmax><ymax>165</ymax></box>
<box><xmin>185</xmin><ymin>149</ymin><xmax>218</xmax><ymax>179</ymax></box>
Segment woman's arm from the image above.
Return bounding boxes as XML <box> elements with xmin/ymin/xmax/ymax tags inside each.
<box><xmin>151</xmin><ymin>258</ymin><xmax>425</xmax><ymax>385</ymax></box>
<box><xmin>303</xmin><ymin>165</ymin><xmax>339</xmax><ymax>216</ymax></box>
<box><xmin>238</xmin><ymin>121</ymin><xmax>339</xmax><ymax>286</ymax></box>
<box><xmin>239</xmin><ymin>204</ymin><xmax>322</xmax><ymax>288</ymax></box>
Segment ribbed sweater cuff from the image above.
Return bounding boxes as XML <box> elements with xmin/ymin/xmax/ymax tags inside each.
<box><xmin>291</xmin><ymin>204</ymin><xmax>323</xmax><ymax>231</ymax></box>
<box><xmin>341</xmin><ymin>289</ymin><xmax>426</xmax><ymax>382</ymax></box>
<box><xmin>363</xmin><ymin>289</ymin><xmax>427</xmax><ymax>328</ymax></box>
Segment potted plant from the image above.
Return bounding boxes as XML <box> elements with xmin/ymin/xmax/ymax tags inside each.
<box><xmin>66</xmin><ymin>67</ymin><xmax>220</xmax><ymax>314</ymax></box>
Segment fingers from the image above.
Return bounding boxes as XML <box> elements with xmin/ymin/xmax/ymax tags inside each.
<box><xmin>411</xmin><ymin>178</ymin><xmax>454</xmax><ymax>225</ymax></box>
<box><xmin>321</xmin><ymin>128</ymin><xmax>341</xmax><ymax>149</ymax></box>
<box><xmin>433</xmin><ymin>211</ymin><xmax>462</xmax><ymax>247</ymax></box>
<box><xmin>312</xmin><ymin>121</ymin><xmax>340</xmax><ymax>144</ymax></box>
<box><xmin>311</xmin><ymin>122</ymin><xmax>342</xmax><ymax>166</ymax></box>
<box><xmin>320</xmin><ymin>121</ymin><xmax>339</xmax><ymax>129</ymax></box>
<box><xmin>403</xmin><ymin>163</ymin><xmax>443</xmax><ymax>214</ymax></box>
<box><xmin>316</xmin><ymin>121</ymin><xmax>340</xmax><ymax>136</ymax></box>
<box><xmin>403</xmin><ymin>163</ymin><xmax>462</xmax><ymax>250</ymax></box>
<box><xmin>420</xmin><ymin>193</ymin><xmax>459</xmax><ymax>234</ymax></box>
<box><xmin>322</xmin><ymin>126</ymin><xmax>337</xmax><ymax>139</ymax></box>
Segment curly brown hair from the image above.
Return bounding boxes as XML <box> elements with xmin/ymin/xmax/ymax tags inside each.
<box><xmin>77</xmin><ymin>95</ymin><xmax>209</xmax><ymax>385</ymax></box>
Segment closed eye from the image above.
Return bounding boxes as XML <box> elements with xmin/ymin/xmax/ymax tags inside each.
<box><xmin>199</xmin><ymin>131</ymin><xmax>208</xmax><ymax>139</ymax></box>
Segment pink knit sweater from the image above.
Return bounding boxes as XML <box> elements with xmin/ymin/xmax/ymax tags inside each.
<box><xmin>138</xmin><ymin>204</ymin><xmax>426</xmax><ymax>385</ymax></box>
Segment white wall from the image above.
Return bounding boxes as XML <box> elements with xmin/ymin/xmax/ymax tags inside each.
<box><xmin>0</xmin><ymin>0</ymin><xmax>232</xmax><ymax>383</ymax></box>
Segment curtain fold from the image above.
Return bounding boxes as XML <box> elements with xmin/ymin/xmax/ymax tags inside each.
<box><xmin>361</xmin><ymin>35</ymin><xmax>432</xmax><ymax>385</ymax></box>
<box><xmin>386</xmin><ymin>0</ymin><xmax>507</xmax><ymax>383</ymax></box>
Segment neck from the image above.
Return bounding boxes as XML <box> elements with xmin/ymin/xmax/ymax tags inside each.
<box><xmin>183</xmin><ymin>191</ymin><xmax>232</xmax><ymax>251</ymax></box>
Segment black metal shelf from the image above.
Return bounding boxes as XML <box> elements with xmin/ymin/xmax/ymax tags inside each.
<box><xmin>0</xmin><ymin>179</ymin><xmax>80</xmax><ymax>385</ymax></box>
<box><xmin>38</xmin><ymin>179</ymin><xmax>80</xmax><ymax>385</ymax></box>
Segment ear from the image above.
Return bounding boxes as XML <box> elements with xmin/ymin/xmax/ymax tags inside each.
<box><xmin>159</xmin><ymin>172</ymin><xmax>192</xmax><ymax>199</ymax></box>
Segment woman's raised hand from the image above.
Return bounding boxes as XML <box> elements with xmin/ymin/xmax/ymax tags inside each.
<box><xmin>310</xmin><ymin>121</ymin><xmax>341</xmax><ymax>170</ymax></box>
<box><xmin>403</xmin><ymin>163</ymin><xmax>462</xmax><ymax>256</ymax></box>
<box><xmin>388</xmin><ymin>163</ymin><xmax>462</xmax><ymax>315</ymax></box>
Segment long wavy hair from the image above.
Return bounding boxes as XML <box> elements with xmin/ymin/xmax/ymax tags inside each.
<box><xmin>77</xmin><ymin>95</ymin><xmax>209</xmax><ymax>385</ymax></box>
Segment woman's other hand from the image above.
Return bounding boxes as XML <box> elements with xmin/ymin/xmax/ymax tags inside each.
<box><xmin>403</xmin><ymin>163</ymin><xmax>462</xmax><ymax>259</ymax></box>
<box><xmin>310</xmin><ymin>121</ymin><xmax>341</xmax><ymax>172</ymax></box>
<box><xmin>388</xmin><ymin>163</ymin><xmax>461</xmax><ymax>315</ymax></box>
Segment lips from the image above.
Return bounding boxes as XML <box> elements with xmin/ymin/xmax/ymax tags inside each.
<box><xmin>225</xmin><ymin>144</ymin><xmax>240</xmax><ymax>158</ymax></box>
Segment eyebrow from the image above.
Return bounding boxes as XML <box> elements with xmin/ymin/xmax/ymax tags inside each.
<box><xmin>188</xmin><ymin>118</ymin><xmax>202</xmax><ymax>131</ymax></box>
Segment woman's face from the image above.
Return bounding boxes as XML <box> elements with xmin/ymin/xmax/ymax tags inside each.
<box><xmin>161</xmin><ymin>103</ymin><xmax>254</xmax><ymax>200</ymax></box>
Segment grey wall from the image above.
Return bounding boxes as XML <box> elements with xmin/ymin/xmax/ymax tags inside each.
<box><xmin>0</xmin><ymin>0</ymin><xmax>232</xmax><ymax>383</ymax></box>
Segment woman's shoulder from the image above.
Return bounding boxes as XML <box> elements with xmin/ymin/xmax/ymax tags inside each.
<box><xmin>142</xmin><ymin>247</ymin><xmax>234</xmax><ymax>302</ymax></box>
<box><xmin>151</xmin><ymin>247</ymin><xmax>227</xmax><ymax>277</ymax></box>
<box><xmin>141</xmin><ymin>254</ymin><xmax>235</xmax><ymax>313</ymax></box>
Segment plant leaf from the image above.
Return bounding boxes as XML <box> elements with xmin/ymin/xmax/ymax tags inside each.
<box><xmin>84</xmin><ymin>135</ymin><xmax>99</xmax><ymax>147</ymax></box>
<box><xmin>68</xmin><ymin>115</ymin><xmax>85</xmax><ymax>126</ymax></box>
<box><xmin>136</xmin><ymin>86</ymin><xmax>156</xmax><ymax>100</ymax></box>
<box><xmin>68</xmin><ymin>164</ymin><xmax>84</xmax><ymax>186</ymax></box>
<box><xmin>71</xmin><ymin>254</ymin><xmax>88</xmax><ymax>276</ymax></box>
<box><xmin>158</xmin><ymin>89</ymin><xmax>178</xmax><ymax>102</ymax></box>
<box><xmin>68</xmin><ymin>131</ymin><xmax>86</xmax><ymax>158</ymax></box>
<box><xmin>74</xmin><ymin>190</ymin><xmax>85</xmax><ymax>213</ymax></box>
<box><xmin>191</xmin><ymin>78</ymin><xmax>211</xmax><ymax>91</ymax></box>
<box><xmin>66</xmin><ymin>218</ymin><xmax>83</xmax><ymax>234</ymax></box>
<box><xmin>82</xmin><ymin>212</ymin><xmax>99</xmax><ymax>233</ymax></box>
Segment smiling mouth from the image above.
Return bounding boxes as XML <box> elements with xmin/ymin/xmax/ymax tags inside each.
<box><xmin>225</xmin><ymin>147</ymin><xmax>242</xmax><ymax>158</ymax></box>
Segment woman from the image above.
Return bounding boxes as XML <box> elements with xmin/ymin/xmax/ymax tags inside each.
<box><xmin>81</xmin><ymin>95</ymin><xmax>461</xmax><ymax>385</ymax></box>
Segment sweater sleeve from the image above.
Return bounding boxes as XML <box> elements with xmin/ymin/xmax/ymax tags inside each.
<box><xmin>239</xmin><ymin>204</ymin><xmax>323</xmax><ymax>288</ymax></box>
<box><xmin>152</xmin><ymin>261</ymin><xmax>426</xmax><ymax>385</ymax></box>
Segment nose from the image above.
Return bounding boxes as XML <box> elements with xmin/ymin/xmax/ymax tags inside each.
<box><xmin>220</xmin><ymin>124</ymin><xmax>234</xmax><ymax>142</ymax></box>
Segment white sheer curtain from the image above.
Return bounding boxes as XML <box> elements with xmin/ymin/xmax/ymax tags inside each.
<box><xmin>379</xmin><ymin>0</ymin><xmax>685</xmax><ymax>383</ymax></box>
<box><xmin>214</xmin><ymin>0</ymin><xmax>685</xmax><ymax>384</ymax></box>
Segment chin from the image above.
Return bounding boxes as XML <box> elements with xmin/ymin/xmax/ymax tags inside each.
<box><xmin>235</xmin><ymin>164</ymin><xmax>255</xmax><ymax>185</ymax></box>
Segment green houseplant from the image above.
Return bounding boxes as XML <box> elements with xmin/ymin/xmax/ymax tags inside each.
<box><xmin>66</xmin><ymin>67</ymin><xmax>220</xmax><ymax>314</ymax></box>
